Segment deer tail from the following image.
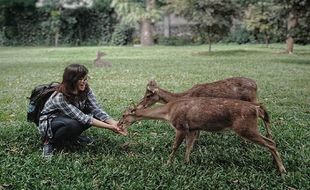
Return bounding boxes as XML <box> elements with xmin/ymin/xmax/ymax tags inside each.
<box><xmin>257</xmin><ymin>103</ymin><xmax>272</xmax><ymax>138</ymax></box>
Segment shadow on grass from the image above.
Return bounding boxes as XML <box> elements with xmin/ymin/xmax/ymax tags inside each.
<box><xmin>50</xmin><ymin>135</ymin><xmax>128</xmax><ymax>156</ymax></box>
<box><xmin>278</xmin><ymin>58</ymin><xmax>310</xmax><ymax>65</ymax></box>
<box><xmin>192</xmin><ymin>49</ymin><xmax>266</xmax><ymax>57</ymax></box>
<box><xmin>191</xmin><ymin>133</ymin><xmax>278</xmax><ymax>172</ymax></box>
<box><xmin>191</xmin><ymin>145</ymin><xmax>275</xmax><ymax>173</ymax></box>
<box><xmin>294</xmin><ymin>51</ymin><xmax>310</xmax><ymax>56</ymax></box>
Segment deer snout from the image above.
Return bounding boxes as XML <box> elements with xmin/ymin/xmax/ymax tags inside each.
<box><xmin>116</xmin><ymin>122</ymin><xmax>128</xmax><ymax>136</ymax></box>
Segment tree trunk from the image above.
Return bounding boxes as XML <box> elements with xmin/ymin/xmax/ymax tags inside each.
<box><xmin>77</xmin><ymin>23</ymin><xmax>82</xmax><ymax>46</ymax></box>
<box><xmin>264</xmin><ymin>33</ymin><xmax>269</xmax><ymax>48</ymax></box>
<box><xmin>208</xmin><ymin>40</ymin><xmax>212</xmax><ymax>52</ymax></box>
<box><xmin>140</xmin><ymin>19</ymin><xmax>154</xmax><ymax>46</ymax></box>
<box><xmin>54</xmin><ymin>7</ymin><xmax>62</xmax><ymax>47</ymax></box>
<box><xmin>164</xmin><ymin>14</ymin><xmax>170</xmax><ymax>38</ymax></box>
<box><xmin>286</xmin><ymin>37</ymin><xmax>294</xmax><ymax>54</ymax></box>
<box><xmin>140</xmin><ymin>0</ymin><xmax>155</xmax><ymax>46</ymax></box>
<box><xmin>54</xmin><ymin>28</ymin><xmax>59</xmax><ymax>47</ymax></box>
<box><xmin>286</xmin><ymin>12</ymin><xmax>298</xmax><ymax>54</ymax></box>
<box><xmin>207</xmin><ymin>30</ymin><xmax>211</xmax><ymax>52</ymax></box>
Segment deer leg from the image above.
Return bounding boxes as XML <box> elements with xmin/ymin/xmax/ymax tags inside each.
<box><xmin>195</xmin><ymin>131</ymin><xmax>201</xmax><ymax>144</ymax></box>
<box><xmin>260</xmin><ymin>135</ymin><xmax>276</xmax><ymax>147</ymax></box>
<box><xmin>167</xmin><ymin>130</ymin><xmax>186</xmax><ymax>164</ymax></box>
<box><xmin>261</xmin><ymin>136</ymin><xmax>286</xmax><ymax>174</ymax></box>
<box><xmin>264</xmin><ymin>121</ymin><xmax>273</xmax><ymax>139</ymax></box>
<box><xmin>236</xmin><ymin>127</ymin><xmax>286</xmax><ymax>174</ymax></box>
<box><xmin>185</xmin><ymin>130</ymin><xmax>198</xmax><ymax>163</ymax></box>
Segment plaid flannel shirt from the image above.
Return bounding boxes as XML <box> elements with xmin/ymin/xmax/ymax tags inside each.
<box><xmin>39</xmin><ymin>88</ymin><xmax>110</xmax><ymax>138</ymax></box>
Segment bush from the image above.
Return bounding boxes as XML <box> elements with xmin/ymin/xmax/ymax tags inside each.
<box><xmin>111</xmin><ymin>24</ymin><xmax>135</xmax><ymax>46</ymax></box>
<box><xmin>0</xmin><ymin>29</ymin><xmax>6</xmax><ymax>46</ymax></box>
<box><xmin>0</xmin><ymin>2</ymin><xmax>117</xmax><ymax>46</ymax></box>
<box><xmin>59</xmin><ymin>8</ymin><xmax>116</xmax><ymax>46</ymax></box>
<box><xmin>223</xmin><ymin>25</ymin><xmax>255</xmax><ymax>44</ymax></box>
<box><xmin>157</xmin><ymin>36</ymin><xmax>192</xmax><ymax>46</ymax></box>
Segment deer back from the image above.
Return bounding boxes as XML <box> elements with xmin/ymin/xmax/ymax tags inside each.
<box><xmin>137</xmin><ymin>77</ymin><xmax>257</xmax><ymax>109</ymax></box>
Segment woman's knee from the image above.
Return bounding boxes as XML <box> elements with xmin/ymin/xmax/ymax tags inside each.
<box><xmin>51</xmin><ymin>116</ymin><xmax>90</xmax><ymax>137</ymax></box>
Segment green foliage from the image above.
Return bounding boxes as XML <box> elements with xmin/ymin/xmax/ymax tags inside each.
<box><xmin>0</xmin><ymin>1</ymin><xmax>46</xmax><ymax>45</ymax></box>
<box><xmin>244</xmin><ymin>1</ymin><xmax>285</xmax><ymax>45</ymax></box>
<box><xmin>272</xmin><ymin>0</ymin><xmax>310</xmax><ymax>45</ymax></box>
<box><xmin>111</xmin><ymin>0</ymin><xmax>164</xmax><ymax>46</ymax></box>
<box><xmin>168</xmin><ymin>0</ymin><xmax>239</xmax><ymax>50</ymax></box>
<box><xmin>157</xmin><ymin>36</ymin><xmax>192</xmax><ymax>46</ymax></box>
<box><xmin>111</xmin><ymin>23</ymin><xmax>135</xmax><ymax>45</ymax></box>
<box><xmin>1</xmin><ymin>0</ymin><xmax>310</xmax><ymax>46</ymax></box>
<box><xmin>294</xmin><ymin>11</ymin><xmax>310</xmax><ymax>44</ymax></box>
<box><xmin>0</xmin><ymin>29</ymin><xmax>5</xmax><ymax>45</ymax></box>
<box><xmin>245</xmin><ymin>3</ymin><xmax>272</xmax><ymax>32</ymax></box>
<box><xmin>223</xmin><ymin>24</ymin><xmax>255</xmax><ymax>44</ymax></box>
<box><xmin>111</xmin><ymin>0</ymin><xmax>162</xmax><ymax>25</ymax></box>
<box><xmin>0</xmin><ymin>45</ymin><xmax>309</xmax><ymax>189</ymax></box>
<box><xmin>284</xmin><ymin>0</ymin><xmax>310</xmax><ymax>45</ymax></box>
<box><xmin>60</xmin><ymin>7</ymin><xmax>116</xmax><ymax>46</ymax></box>
<box><xmin>0</xmin><ymin>0</ymin><xmax>37</xmax><ymax>7</ymax></box>
<box><xmin>0</xmin><ymin>0</ymin><xmax>117</xmax><ymax>46</ymax></box>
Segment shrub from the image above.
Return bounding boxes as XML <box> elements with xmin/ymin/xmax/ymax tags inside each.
<box><xmin>157</xmin><ymin>36</ymin><xmax>192</xmax><ymax>46</ymax></box>
<box><xmin>223</xmin><ymin>25</ymin><xmax>254</xmax><ymax>44</ymax></box>
<box><xmin>111</xmin><ymin>24</ymin><xmax>135</xmax><ymax>46</ymax></box>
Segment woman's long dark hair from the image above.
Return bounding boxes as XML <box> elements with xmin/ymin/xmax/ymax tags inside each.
<box><xmin>57</xmin><ymin>64</ymin><xmax>90</xmax><ymax>103</ymax></box>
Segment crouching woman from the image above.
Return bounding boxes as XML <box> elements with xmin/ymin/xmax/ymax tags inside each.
<box><xmin>39</xmin><ymin>63</ymin><xmax>125</xmax><ymax>157</ymax></box>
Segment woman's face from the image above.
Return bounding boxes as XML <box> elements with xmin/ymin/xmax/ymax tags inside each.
<box><xmin>77</xmin><ymin>76</ymin><xmax>88</xmax><ymax>92</ymax></box>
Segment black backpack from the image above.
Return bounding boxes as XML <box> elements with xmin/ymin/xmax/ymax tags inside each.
<box><xmin>27</xmin><ymin>82</ymin><xmax>60</xmax><ymax>126</ymax></box>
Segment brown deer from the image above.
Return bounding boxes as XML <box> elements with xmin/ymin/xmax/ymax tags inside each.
<box><xmin>118</xmin><ymin>97</ymin><xmax>286</xmax><ymax>175</ymax></box>
<box><xmin>94</xmin><ymin>51</ymin><xmax>112</xmax><ymax>67</ymax></box>
<box><xmin>137</xmin><ymin>77</ymin><xmax>257</xmax><ymax>109</ymax></box>
<box><xmin>137</xmin><ymin>77</ymin><xmax>261</xmax><ymax>140</ymax></box>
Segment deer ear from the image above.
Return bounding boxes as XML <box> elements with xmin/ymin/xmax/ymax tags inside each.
<box><xmin>147</xmin><ymin>79</ymin><xmax>158</xmax><ymax>87</ymax></box>
<box><xmin>151</xmin><ymin>80</ymin><xmax>158</xmax><ymax>86</ymax></box>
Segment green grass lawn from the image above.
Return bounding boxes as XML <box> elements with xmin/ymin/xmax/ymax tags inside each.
<box><xmin>0</xmin><ymin>44</ymin><xmax>309</xmax><ymax>189</ymax></box>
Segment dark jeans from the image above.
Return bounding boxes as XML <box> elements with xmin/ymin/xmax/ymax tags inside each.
<box><xmin>49</xmin><ymin>116</ymin><xmax>91</xmax><ymax>144</ymax></box>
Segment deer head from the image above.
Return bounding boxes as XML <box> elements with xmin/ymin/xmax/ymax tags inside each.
<box><xmin>137</xmin><ymin>80</ymin><xmax>160</xmax><ymax>109</ymax></box>
<box><xmin>118</xmin><ymin>106</ymin><xmax>138</xmax><ymax>132</ymax></box>
<box><xmin>97</xmin><ymin>51</ymin><xmax>106</xmax><ymax>58</ymax></box>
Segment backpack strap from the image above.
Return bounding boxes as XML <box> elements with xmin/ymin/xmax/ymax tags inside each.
<box><xmin>40</xmin><ymin>91</ymin><xmax>59</xmax><ymax>118</ymax></box>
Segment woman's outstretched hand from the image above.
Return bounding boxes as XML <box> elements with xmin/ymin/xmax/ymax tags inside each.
<box><xmin>111</xmin><ymin>124</ymin><xmax>127</xmax><ymax>136</ymax></box>
<box><xmin>91</xmin><ymin>118</ymin><xmax>127</xmax><ymax>135</ymax></box>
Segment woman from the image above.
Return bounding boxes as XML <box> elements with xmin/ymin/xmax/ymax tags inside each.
<box><xmin>39</xmin><ymin>64</ymin><xmax>125</xmax><ymax>157</ymax></box>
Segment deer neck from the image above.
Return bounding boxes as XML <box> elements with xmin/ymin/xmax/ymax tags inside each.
<box><xmin>135</xmin><ymin>105</ymin><xmax>169</xmax><ymax>121</ymax></box>
<box><xmin>158</xmin><ymin>87</ymin><xmax>185</xmax><ymax>103</ymax></box>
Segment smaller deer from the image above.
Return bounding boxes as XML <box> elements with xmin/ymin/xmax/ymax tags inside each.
<box><xmin>94</xmin><ymin>51</ymin><xmax>112</xmax><ymax>67</ymax></box>
<box><xmin>137</xmin><ymin>77</ymin><xmax>257</xmax><ymax>109</ymax></box>
<box><xmin>118</xmin><ymin>97</ymin><xmax>286</xmax><ymax>175</ymax></box>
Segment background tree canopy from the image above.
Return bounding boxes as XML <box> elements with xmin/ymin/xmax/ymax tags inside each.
<box><xmin>0</xmin><ymin>0</ymin><xmax>309</xmax><ymax>52</ymax></box>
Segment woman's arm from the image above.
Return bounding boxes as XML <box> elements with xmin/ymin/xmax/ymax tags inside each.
<box><xmin>104</xmin><ymin>118</ymin><xmax>118</xmax><ymax>126</ymax></box>
<box><xmin>53</xmin><ymin>93</ymin><xmax>92</xmax><ymax>125</ymax></box>
<box><xmin>91</xmin><ymin>118</ymin><xmax>127</xmax><ymax>135</ymax></box>
<box><xmin>53</xmin><ymin>93</ymin><xmax>126</xmax><ymax>135</ymax></box>
<box><xmin>86</xmin><ymin>89</ymin><xmax>111</xmax><ymax>121</ymax></box>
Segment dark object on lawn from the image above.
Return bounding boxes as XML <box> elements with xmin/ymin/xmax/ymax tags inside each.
<box><xmin>94</xmin><ymin>51</ymin><xmax>112</xmax><ymax>67</ymax></box>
